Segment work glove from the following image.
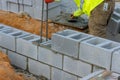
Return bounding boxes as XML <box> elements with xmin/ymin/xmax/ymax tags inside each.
<box><xmin>73</xmin><ymin>9</ymin><xmax>84</xmax><ymax>17</ymax></box>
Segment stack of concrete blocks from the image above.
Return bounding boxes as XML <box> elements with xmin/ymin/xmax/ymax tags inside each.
<box><xmin>107</xmin><ymin>7</ymin><xmax>120</xmax><ymax>42</ymax></box>
<box><xmin>52</xmin><ymin>29</ymin><xmax>120</xmax><ymax>79</ymax></box>
<box><xmin>51</xmin><ymin>29</ymin><xmax>94</xmax><ymax>78</ymax></box>
<box><xmin>0</xmin><ymin>0</ymin><xmax>61</xmax><ymax>21</ymax></box>
<box><xmin>0</xmin><ymin>24</ymin><xmax>30</xmax><ymax>51</ymax></box>
<box><xmin>52</xmin><ymin>29</ymin><xmax>93</xmax><ymax>58</ymax></box>
<box><xmin>1</xmin><ymin>24</ymin><xmax>120</xmax><ymax>80</ymax></box>
<box><xmin>80</xmin><ymin>37</ymin><xmax>120</xmax><ymax>69</ymax></box>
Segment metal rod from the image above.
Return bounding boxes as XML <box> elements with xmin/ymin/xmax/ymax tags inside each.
<box><xmin>46</xmin><ymin>3</ymin><xmax>48</xmax><ymax>41</ymax></box>
<box><xmin>40</xmin><ymin>0</ymin><xmax>44</xmax><ymax>43</ymax></box>
<box><xmin>17</xmin><ymin>0</ymin><xmax>20</xmax><ymax>12</ymax></box>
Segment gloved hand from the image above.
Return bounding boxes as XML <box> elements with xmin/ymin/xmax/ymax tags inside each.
<box><xmin>73</xmin><ymin>9</ymin><xmax>84</xmax><ymax>17</ymax></box>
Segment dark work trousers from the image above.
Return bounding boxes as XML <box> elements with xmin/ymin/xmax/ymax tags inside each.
<box><xmin>88</xmin><ymin>0</ymin><xmax>115</xmax><ymax>38</ymax></box>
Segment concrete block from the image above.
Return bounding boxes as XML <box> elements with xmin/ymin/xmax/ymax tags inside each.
<box><xmin>0</xmin><ymin>28</ymin><xmax>30</xmax><ymax>51</ymax></box>
<box><xmin>0</xmin><ymin>1</ymin><xmax>2</xmax><ymax>10</ymax></box>
<box><xmin>8</xmin><ymin>51</ymin><xmax>27</xmax><ymax>70</ymax></box>
<box><xmin>19</xmin><ymin>4</ymin><xmax>24</xmax><ymax>11</ymax></box>
<box><xmin>52</xmin><ymin>29</ymin><xmax>92</xmax><ymax>58</ymax></box>
<box><xmin>10</xmin><ymin>31</ymin><xmax>30</xmax><ymax>38</ymax></box>
<box><xmin>38</xmin><ymin>46</ymin><xmax>62</xmax><ymax>69</ymax></box>
<box><xmin>79</xmin><ymin>37</ymin><xmax>120</xmax><ymax>69</ymax></box>
<box><xmin>0</xmin><ymin>24</ymin><xmax>12</xmax><ymax>31</ymax></box>
<box><xmin>34</xmin><ymin>5</ymin><xmax>61</xmax><ymax>21</ymax></box>
<box><xmin>51</xmin><ymin>68</ymin><xmax>78</xmax><ymax>80</ymax></box>
<box><xmin>1</xmin><ymin>0</ymin><xmax>8</xmax><ymax>11</ymax></box>
<box><xmin>28</xmin><ymin>59</ymin><xmax>50</xmax><ymax>79</ymax></box>
<box><xmin>107</xmin><ymin>9</ymin><xmax>120</xmax><ymax>35</ymax></box>
<box><xmin>63</xmin><ymin>56</ymin><xmax>92</xmax><ymax>77</ymax></box>
<box><xmin>16</xmin><ymin>34</ymin><xmax>41</xmax><ymax>60</ymax></box>
<box><xmin>23</xmin><ymin>0</ymin><xmax>33</xmax><ymax>6</ymax></box>
<box><xmin>112</xmin><ymin>50</ymin><xmax>120</xmax><ymax>73</ymax></box>
<box><xmin>107</xmin><ymin>30</ymin><xmax>120</xmax><ymax>43</ymax></box>
<box><xmin>0</xmin><ymin>28</ymin><xmax>22</xmax><ymax>51</ymax></box>
<box><xmin>8</xmin><ymin>2</ymin><xmax>19</xmax><ymax>13</ymax></box>
<box><xmin>24</xmin><ymin>5</ymin><xmax>34</xmax><ymax>17</ymax></box>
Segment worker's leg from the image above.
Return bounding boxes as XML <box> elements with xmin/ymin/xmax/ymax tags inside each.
<box><xmin>89</xmin><ymin>0</ymin><xmax>115</xmax><ymax>38</ymax></box>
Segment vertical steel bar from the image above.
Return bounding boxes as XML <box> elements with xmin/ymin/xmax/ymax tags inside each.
<box><xmin>46</xmin><ymin>3</ymin><xmax>48</xmax><ymax>41</ymax></box>
<box><xmin>40</xmin><ymin>0</ymin><xmax>44</xmax><ymax>43</ymax></box>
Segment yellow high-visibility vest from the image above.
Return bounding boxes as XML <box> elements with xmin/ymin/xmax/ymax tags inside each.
<box><xmin>73</xmin><ymin>0</ymin><xmax>104</xmax><ymax>17</ymax></box>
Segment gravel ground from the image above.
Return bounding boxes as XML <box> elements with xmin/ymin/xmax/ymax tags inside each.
<box><xmin>14</xmin><ymin>66</ymin><xmax>48</xmax><ymax>80</ymax></box>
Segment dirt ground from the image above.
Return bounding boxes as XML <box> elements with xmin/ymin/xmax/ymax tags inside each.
<box><xmin>0</xmin><ymin>51</ymin><xmax>25</xmax><ymax>80</ymax></box>
<box><xmin>0</xmin><ymin>10</ymin><xmax>88</xmax><ymax>39</ymax></box>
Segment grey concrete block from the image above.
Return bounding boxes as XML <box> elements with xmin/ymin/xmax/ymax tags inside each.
<box><xmin>0</xmin><ymin>24</ymin><xmax>11</xmax><ymax>31</ymax></box>
<box><xmin>8</xmin><ymin>51</ymin><xmax>27</xmax><ymax>70</ymax></box>
<box><xmin>8</xmin><ymin>2</ymin><xmax>19</xmax><ymax>13</ymax></box>
<box><xmin>24</xmin><ymin>5</ymin><xmax>34</xmax><ymax>17</ymax></box>
<box><xmin>16</xmin><ymin>34</ymin><xmax>40</xmax><ymax>60</ymax></box>
<box><xmin>107</xmin><ymin>10</ymin><xmax>120</xmax><ymax>35</ymax></box>
<box><xmin>112</xmin><ymin>50</ymin><xmax>120</xmax><ymax>73</ymax></box>
<box><xmin>0</xmin><ymin>0</ymin><xmax>2</xmax><ymax>10</ymax></box>
<box><xmin>63</xmin><ymin>56</ymin><xmax>92</xmax><ymax>77</ymax></box>
<box><xmin>28</xmin><ymin>59</ymin><xmax>50</xmax><ymax>79</ymax></box>
<box><xmin>79</xmin><ymin>37</ymin><xmax>120</xmax><ymax>69</ymax></box>
<box><xmin>19</xmin><ymin>4</ymin><xmax>24</xmax><ymax>11</ymax></box>
<box><xmin>1</xmin><ymin>0</ymin><xmax>8</xmax><ymax>11</ymax></box>
<box><xmin>51</xmin><ymin>68</ymin><xmax>78</xmax><ymax>80</ymax></box>
<box><xmin>52</xmin><ymin>29</ymin><xmax>92</xmax><ymax>58</ymax></box>
<box><xmin>0</xmin><ymin>28</ymin><xmax>22</xmax><ymax>51</ymax></box>
<box><xmin>38</xmin><ymin>46</ymin><xmax>62</xmax><ymax>69</ymax></box>
<box><xmin>34</xmin><ymin>5</ymin><xmax>61</xmax><ymax>21</ymax></box>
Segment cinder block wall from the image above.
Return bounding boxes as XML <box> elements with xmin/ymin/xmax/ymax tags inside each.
<box><xmin>0</xmin><ymin>0</ymin><xmax>77</xmax><ymax>20</ymax></box>
<box><xmin>0</xmin><ymin>0</ymin><xmax>61</xmax><ymax>21</ymax></box>
<box><xmin>0</xmin><ymin>24</ymin><xmax>120</xmax><ymax>80</ymax></box>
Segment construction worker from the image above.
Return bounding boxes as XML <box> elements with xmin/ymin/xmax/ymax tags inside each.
<box><xmin>72</xmin><ymin>0</ymin><xmax>115</xmax><ymax>38</ymax></box>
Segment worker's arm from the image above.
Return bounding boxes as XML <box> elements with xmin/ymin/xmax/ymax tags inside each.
<box><xmin>73</xmin><ymin>8</ymin><xmax>84</xmax><ymax>17</ymax></box>
<box><xmin>73</xmin><ymin>0</ymin><xmax>83</xmax><ymax>17</ymax></box>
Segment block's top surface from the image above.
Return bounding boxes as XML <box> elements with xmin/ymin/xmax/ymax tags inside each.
<box><xmin>100</xmin><ymin>42</ymin><xmax>120</xmax><ymax>50</ymax></box>
<box><xmin>82</xmin><ymin>37</ymin><xmax>110</xmax><ymax>46</ymax></box>
<box><xmin>68</xmin><ymin>33</ymin><xmax>92</xmax><ymax>42</ymax></box>
<box><xmin>56</xmin><ymin>29</ymin><xmax>79</xmax><ymax>37</ymax></box>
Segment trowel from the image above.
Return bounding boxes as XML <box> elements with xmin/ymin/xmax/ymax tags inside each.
<box><xmin>90</xmin><ymin>70</ymin><xmax>112</xmax><ymax>80</ymax></box>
